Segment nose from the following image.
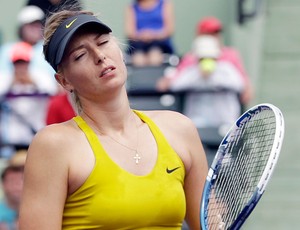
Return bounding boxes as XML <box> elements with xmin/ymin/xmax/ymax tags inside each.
<box><xmin>94</xmin><ymin>48</ymin><xmax>106</xmax><ymax>64</ymax></box>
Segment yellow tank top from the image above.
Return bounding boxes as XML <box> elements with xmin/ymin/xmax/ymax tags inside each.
<box><xmin>62</xmin><ymin>110</ymin><xmax>186</xmax><ymax>230</ymax></box>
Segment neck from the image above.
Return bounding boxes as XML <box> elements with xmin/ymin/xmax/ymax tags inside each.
<box><xmin>80</xmin><ymin>95</ymin><xmax>137</xmax><ymax>135</ymax></box>
<box><xmin>84</xmin><ymin>109</ymin><xmax>134</xmax><ymax>132</ymax></box>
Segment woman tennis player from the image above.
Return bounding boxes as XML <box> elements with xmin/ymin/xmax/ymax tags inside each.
<box><xmin>19</xmin><ymin>7</ymin><xmax>208</xmax><ymax>230</ymax></box>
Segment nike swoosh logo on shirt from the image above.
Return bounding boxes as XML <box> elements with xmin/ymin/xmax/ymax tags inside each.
<box><xmin>166</xmin><ymin>166</ymin><xmax>180</xmax><ymax>174</ymax></box>
<box><xmin>66</xmin><ymin>18</ymin><xmax>77</xmax><ymax>28</ymax></box>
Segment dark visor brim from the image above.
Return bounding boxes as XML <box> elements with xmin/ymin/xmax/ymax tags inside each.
<box><xmin>45</xmin><ymin>14</ymin><xmax>112</xmax><ymax>71</ymax></box>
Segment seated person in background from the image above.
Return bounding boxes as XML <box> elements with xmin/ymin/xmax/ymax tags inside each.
<box><xmin>198</xmin><ymin>16</ymin><xmax>253</xmax><ymax>105</ymax></box>
<box><xmin>0</xmin><ymin>42</ymin><xmax>53</xmax><ymax>95</ymax></box>
<box><xmin>157</xmin><ymin>35</ymin><xmax>245</xmax><ymax>129</ymax></box>
<box><xmin>125</xmin><ymin>0</ymin><xmax>175</xmax><ymax>66</ymax></box>
<box><xmin>0</xmin><ymin>6</ymin><xmax>57</xmax><ymax>95</ymax></box>
<box><xmin>174</xmin><ymin>16</ymin><xmax>253</xmax><ymax>106</ymax></box>
<box><xmin>0</xmin><ymin>150</ymin><xmax>27</xmax><ymax>230</ymax></box>
<box><xmin>0</xmin><ymin>42</ymin><xmax>51</xmax><ymax>147</ymax></box>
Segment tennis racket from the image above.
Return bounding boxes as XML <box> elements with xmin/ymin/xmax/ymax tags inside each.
<box><xmin>200</xmin><ymin>103</ymin><xmax>285</xmax><ymax>230</ymax></box>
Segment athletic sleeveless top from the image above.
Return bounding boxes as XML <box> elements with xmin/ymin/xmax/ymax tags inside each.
<box><xmin>133</xmin><ymin>0</ymin><xmax>164</xmax><ymax>32</ymax></box>
<box><xmin>62</xmin><ymin>110</ymin><xmax>186</xmax><ymax>229</ymax></box>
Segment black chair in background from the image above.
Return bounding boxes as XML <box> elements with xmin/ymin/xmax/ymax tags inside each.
<box><xmin>129</xmin><ymin>93</ymin><xmax>184</xmax><ymax>112</ymax></box>
<box><xmin>126</xmin><ymin>64</ymin><xmax>169</xmax><ymax>93</ymax></box>
<box><xmin>126</xmin><ymin>63</ymin><xmax>185</xmax><ymax>113</ymax></box>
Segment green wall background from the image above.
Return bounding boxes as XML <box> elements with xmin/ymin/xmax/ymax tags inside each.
<box><xmin>0</xmin><ymin>0</ymin><xmax>234</xmax><ymax>55</ymax></box>
<box><xmin>0</xmin><ymin>0</ymin><xmax>264</xmax><ymax>87</ymax></box>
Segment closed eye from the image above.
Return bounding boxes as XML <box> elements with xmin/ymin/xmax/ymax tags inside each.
<box><xmin>74</xmin><ymin>52</ymin><xmax>85</xmax><ymax>61</ymax></box>
<box><xmin>96</xmin><ymin>34</ymin><xmax>110</xmax><ymax>46</ymax></box>
<box><xmin>97</xmin><ymin>40</ymin><xmax>109</xmax><ymax>46</ymax></box>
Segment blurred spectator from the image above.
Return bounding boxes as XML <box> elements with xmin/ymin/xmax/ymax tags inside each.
<box><xmin>0</xmin><ymin>42</ymin><xmax>55</xmax><ymax>95</ymax></box>
<box><xmin>125</xmin><ymin>0</ymin><xmax>175</xmax><ymax>66</ymax></box>
<box><xmin>26</xmin><ymin>0</ymin><xmax>82</xmax><ymax>16</ymax></box>
<box><xmin>0</xmin><ymin>42</ymin><xmax>51</xmax><ymax>150</ymax></box>
<box><xmin>0</xmin><ymin>5</ymin><xmax>57</xmax><ymax>95</ymax></box>
<box><xmin>173</xmin><ymin>16</ymin><xmax>253</xmax><ymax>106</ymax></box>
<box><xmin>0</xmin><ymin>150</ymin><xmax>26</xmax><ymax>230</ymax></box>
<box><xmin>17</xmin><ymin>6</ymin><xmax>45</xmax><ymax>47</ymax></box>
<box><xmin>0</xmin><ymin>5</ymin><xmax>58</xmax><ymax>157</ymax></box>
<box><xmin>198</xmin><ymin>16</ymin><xmax>253</xmax><ymax>104</ymax></box>
<box><xmin>46</xmin><ymin>91</ymin><xmax>76</xmax><ymax>125</ymax></box>
<box><xmin>157</xmin><ymin>35</ymin><xmax>245</xmax><ymax>128</ymax></box>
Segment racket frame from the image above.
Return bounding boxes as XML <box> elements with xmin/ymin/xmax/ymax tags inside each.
<box><xmin>200</xmin><ymin>103</ymin><xmax>285</xmax><ymax>230</ymax></box>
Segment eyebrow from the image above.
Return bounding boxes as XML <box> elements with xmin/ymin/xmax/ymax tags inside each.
<box><xmin>67</xmin><ymin>33</ymin><xmax>109</xmax><ymax>56</ymax></box>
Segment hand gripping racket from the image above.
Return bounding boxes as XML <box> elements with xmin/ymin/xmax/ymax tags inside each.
<box><xmin>200</xmin><ymin>103</ymin><xmax>285</xmax><ymax>230</ymax></box>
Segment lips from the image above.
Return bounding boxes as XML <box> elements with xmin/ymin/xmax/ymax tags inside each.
<box><xmin>100</xmin><ymin>66</ymin><xmax>115</xmax><ymax>77</ymax></box>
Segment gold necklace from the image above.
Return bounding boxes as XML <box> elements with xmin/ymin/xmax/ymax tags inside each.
<box><xmin>106</xmin><ymin>114</ymin><xmax>141</xmax><ymax>164</ymax></box>
<box><xmin>84</xmin><ymin>111</ymin><xmax>141</xmax><ymax>164</ymax></box>
<box><xmin>107</xmin><ymin>134</ymin><xmax>141</xmax><ymax>164</ymax></box>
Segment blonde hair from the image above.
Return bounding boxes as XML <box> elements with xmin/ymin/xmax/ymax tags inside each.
<box><xmin>69</xmin><ymin>90</ymin><xmax>81</xmax><ymax>114</ymax></box>
<box><xmin>43</xmin><ymin>9</ymin><xmax>95</xmax><ymax>114</ymax></box>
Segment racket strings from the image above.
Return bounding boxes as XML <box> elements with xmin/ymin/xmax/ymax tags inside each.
<box><xmin>209</xmin><ymin>139</ymin><xmax>255</xmax><ymax>228</ymax></box>
<box><xmin>224</xmin><ymin>115</ymin><xmax>275</xmax><ymax>226</ymax></box>
<box><xmin>212</xmin><ymin>114</ymin><xmax>275</xmax><ymax>227</ymax></box>
<box><xmin>207</xmin><ymin>110</ymin><xmax>276</xmax><ymax>229</ymax></box>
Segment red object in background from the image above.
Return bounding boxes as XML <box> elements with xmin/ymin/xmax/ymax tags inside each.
<box><xmin>46</xmin><ymin>93</ymin><xmax>76</xmax><ymax>125</ymax></box>
<box><xmin>11</xmin><ymin>42</ymin><xmax>32</xmax><ymax>63</ymax></box>
<box><xmin>196</xmin><ymin>16</ymin><xmax>223</xmax><ymax>34</ymax></box>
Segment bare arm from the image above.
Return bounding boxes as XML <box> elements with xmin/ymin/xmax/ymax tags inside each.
<box><xmin>19</xmin><ymin>127</ymin><xmax>69</xmax><ymax>230</ymax></box>
<box><xmin>124</xmin><ymin>5</ymin><xmax>137</xmax><ymax>40</ymax></box>
<box><xmin>160</xmin><ymin>0</ymin><xmax>175</xmax><ymax>39</ymax></box>
<box><xmin>183</xmin><ymin>122</ymin><xmax>208</xmax><ymax>230</ymax></box>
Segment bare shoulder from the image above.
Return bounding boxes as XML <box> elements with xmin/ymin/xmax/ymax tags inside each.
<box><xmin>23</xmin><ymin>119</ymin><xmax>86</xmax><ymax>192</ymax></box>
<box><xmin>27</xmin><ymin>120</ymin><xmax>82</xmax><ymax>160</ymax></box>
<box><xmin>142</xmin><ymin>110</ymin><xmax>197</xmax><ymax>135</ymax></box>
<box><xmin>141</xmin><ymin>110</ymin><xmax>201</xmax><ymax>152</ymax></box>
<box><xmin>143</xmin><ymin>109</ymin><xmax>191</xmax><ymax>122</ymax></box>
<box><xmin>32</xmin><ymin>120</ymin><xmax>76</xmax><ymax>143</ymax></box>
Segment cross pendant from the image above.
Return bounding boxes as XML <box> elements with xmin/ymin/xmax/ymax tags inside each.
<box><xmin>133</xmin><ymin>152</ymin><xmax>141</xmax><ymax>164</ymax></box>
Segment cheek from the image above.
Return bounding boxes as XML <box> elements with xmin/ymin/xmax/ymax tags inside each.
<box><xmin>113</xmin><ymin>52</ymin><xmax>127</xmax><ymax>77</ymax></box>
<box><xmin>63</xmin><ymin>60</ymin><xmax>90</xmax><ymax>79</ymax></box>
<box><xmin>113</xmin><ymin>48</ymin><xmax>126</xmax><ymax>69</ymax></box>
